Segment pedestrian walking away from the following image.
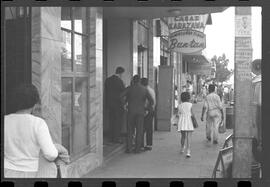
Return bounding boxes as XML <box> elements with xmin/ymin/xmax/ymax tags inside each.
<box><xmin>201</xmin><ymin>84</ymin><xmax>224</xmax><ymax>144</ymax></box>
<box><xmin>4</xmin><ymin>84</ymin><xmax>70</xmax><ymax>178</ymax></box>
<box><xmin>104</xmin><ymin>66</ymin><xmax>126</xmax><ymax>143</ymax></box>
<box><xmin>177</xmin><ymin>92</ymin><xmax>196</xmax><ymax>158</ymax></box>
<box><xmin>141</xmin><ymin>78</ymin><xmax>156</xmax><ymax>151</ymax></box>
<box><xmin>121</xmin><ymin>75</ymin><xmax>154</xmax><ymax>154</ymax></box>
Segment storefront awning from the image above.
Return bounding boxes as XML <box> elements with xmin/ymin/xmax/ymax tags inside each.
<box><xmin>183</xmin><ymin>54</ymin><xmax>210</xmax><ymax>64</ymax></box>
<box><xmin>183</xmin><ymin>54</ymin><xmax>212</xmax><ymax>76</ymax></box>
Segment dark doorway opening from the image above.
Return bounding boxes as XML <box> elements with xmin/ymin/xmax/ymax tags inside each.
<box><xmin>4</xmin><ymin>7</ymin><xmax>32</xmax><ymax>114</ymax></box>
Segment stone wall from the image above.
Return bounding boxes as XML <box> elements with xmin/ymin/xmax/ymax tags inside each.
<box><xmin>31</xmin><ymin>7</ymin><xmax>62</xmax><ymax>143</ymax></box>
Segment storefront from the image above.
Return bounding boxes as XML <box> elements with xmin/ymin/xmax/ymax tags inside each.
<box><xmin>183</xmin><ymin>54</ymin><xmax>212</xmax><ymax>95</ymax></box>
<box><xmin>3</xmin><ymin>6</ymin><xmax>227</xmax><ymax>177</ymax></box>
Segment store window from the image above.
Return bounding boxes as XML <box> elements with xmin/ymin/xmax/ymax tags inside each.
<box><xmin>61</xmin><ymin>7</ymin><xmax>90</xmax><ymax>158</ymax></box>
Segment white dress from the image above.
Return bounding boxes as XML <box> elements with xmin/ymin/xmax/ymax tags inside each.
<box><xmin>177</xmin><ymin>102</ymin><xmax>194</xmax><ymax>131</ymax></box>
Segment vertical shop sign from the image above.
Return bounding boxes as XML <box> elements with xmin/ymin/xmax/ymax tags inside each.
<box><xmin>232</xmin><ymin>7</ymin><xmax>253</xmax><ymax>178</ymax></box>
<box><xmin>235</xmin><ymin>48</ymin><xmax>253</xmax><ymax>81</ymax></box>
<box><xmin>235</xmin><ymin>15</ymin><xmax>252</xmax><ymax>37</ymax></box>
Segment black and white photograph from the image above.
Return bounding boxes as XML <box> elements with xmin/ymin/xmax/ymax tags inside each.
<box><xmin>2</xmin><ymin>5</ymin><xmax>262</xmax><ymax>179</ymax></box>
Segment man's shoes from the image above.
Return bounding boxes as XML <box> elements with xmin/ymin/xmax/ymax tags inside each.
<box><xmin>213</xmin><ymin>140</ymin><xmax>218</xmax><ymax>144</ymax></box>
<box><xmin>207</xmin><ymin>137</ymin><xmax>211</xmax><ymax>142</ymax></box>
<box><xmin>125</xmin><ymin>149</ymin><xmax>132</xmax><ymax>153</ymax></box>
<box><xmin>144</xmin><ymin>146</ymin><xmax>152</xmax><ymax>151</ymax></box>
<box><xmin>134</xmin><ymin>150</ymin><xmax>142</xmax><ymax>154</ymax></box>
<box><xmin>112</xmin><ymin>138</ymin><xmax>123</xmax><ymax>144</ymax></box>
<box><xmin>134</xmin><ymin>147</ymin><xmax>145</xmax><ymax>153</ymax></box>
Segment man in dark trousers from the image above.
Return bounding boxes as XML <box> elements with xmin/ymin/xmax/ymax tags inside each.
<box><xmin>141</xmin><ymin>78</ymin><xmax>156</xmax><ymax>151</ymax></box>
<box><xmin>121</xmin><ymin>75</ymin><xmax>154</xmax><ymax>153</ymax></box>
<box><xmin>104</xmin><ymin>67</ymin><xmax>125</xmax><ymax>143</ymax></box>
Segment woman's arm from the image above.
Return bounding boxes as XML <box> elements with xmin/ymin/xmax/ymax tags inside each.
<box><xmin>36</xmin><ymin>120</ymin><xmax>58</xmax><ymax>162</ymax></box>
<box><xmin>191</xmin><ymin>106</ymin><xmax>195</xmax><ymax>117</ymax></box>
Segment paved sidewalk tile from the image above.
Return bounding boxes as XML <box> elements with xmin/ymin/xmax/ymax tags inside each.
<box><xmin>84</xmin><ymin>102</ymin><xmax>232</xmax><ymax>178</ymax></box>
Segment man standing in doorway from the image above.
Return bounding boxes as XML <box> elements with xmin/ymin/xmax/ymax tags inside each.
<box><xmin>121</xmin><ymin>75</ymin><xmax>154</xmax><ymax>153</ymax></box>
<box><xmin>141</xmin><ymin>78</ymin><xmax>156</xmax><ymax>151</ymax></box>
<box><xmin>104</xmin><ymin>67</ymin><xmax>125</xmax><ymax>143</ymax></box>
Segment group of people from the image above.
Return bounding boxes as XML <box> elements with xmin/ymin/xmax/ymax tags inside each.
<box><xmin>175</xmin><ymin>84</ymin><xmax>224</xmax><ymax>158</ymax></box>
<box><xmin>105</xmin><ymin>67</ymin><xmax>156</xmax><ymax>154</ymax></box>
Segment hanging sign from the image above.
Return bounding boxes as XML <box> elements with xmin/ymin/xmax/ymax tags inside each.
<box><xmin>168</xmin><ymin>14</ymin><xmax>209</xmax><ymax>33</ymax></box>
<box><xmin>169</xmin><ymin>30</ymin><xmax>206</xmax><ymax>54</ymax></box>
<box><xmin>235</xmin><ymin>48</ymin><xmax>253</xmax><ymax>81</ymax></box>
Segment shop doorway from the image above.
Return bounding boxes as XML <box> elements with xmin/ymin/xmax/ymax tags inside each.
<box><xmin>138</xmin><ymin>45</ymin><xmax>148</xmax><ymax>78</ymax></box>
<box><xmin>4</xmin><ymin>7</ymin><xmax>32</xmax><ymax>114</ymax></box>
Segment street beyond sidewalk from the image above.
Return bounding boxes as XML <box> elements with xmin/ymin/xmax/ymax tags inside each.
<box><xmin>84</xmin><ymin>102</ymin><xmax>232</xmax><ymax>178</ymax></box>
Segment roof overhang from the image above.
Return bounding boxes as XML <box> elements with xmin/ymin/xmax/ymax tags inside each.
<box><xmin>183</xmin><ymin>54</ymin><xmax>212</xmax><ymax>76</ymax></box>
<box><xmin>103</xmin><ymin>7</ymin><xmax>228</xmax><ymax>19</ymax></box>
<box><xmin>183</xmin><ymin>54</ymin><xmax>210</xmax><ymax>64</ymax></box>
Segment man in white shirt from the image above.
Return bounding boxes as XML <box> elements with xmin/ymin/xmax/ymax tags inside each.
<box><xmin>141</xmin><ymin>78</ymin><xmax>156</xmax><ymax>151</ymax></box>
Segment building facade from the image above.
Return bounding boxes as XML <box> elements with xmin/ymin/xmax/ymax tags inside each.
<box><xmin>3</xmin><ymin>6</ymin><xmax>155</xmax><ymax>177</ymax></box>
<box><xmin>3</xmin><ymin>6</ymin><xmax>227</xmax><ymax>177</ymax></box>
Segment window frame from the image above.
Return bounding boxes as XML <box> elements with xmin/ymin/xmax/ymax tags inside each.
<box><xmin>61</xmin><ymin>7</ymin><xmax>90</xmax><ymax>159</ymax></box>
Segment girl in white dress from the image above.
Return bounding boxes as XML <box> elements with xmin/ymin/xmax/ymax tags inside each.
<box><xmin>177</xmin><ymin>92</ymin><xmax>195</xmax><ymax>157</ymax></box>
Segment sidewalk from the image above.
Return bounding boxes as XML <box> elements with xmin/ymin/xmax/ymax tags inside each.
<box><xmin>84</xmin><ymin>102</ymin><xmax>232</xmax><ymax>178</ymax></box>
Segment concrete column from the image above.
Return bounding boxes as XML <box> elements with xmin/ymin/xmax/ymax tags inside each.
<box><xmin>148</xmin><ymin>19</ymin><xmax>154</xmax><ymax>89</ymax></box>
<box><xmin>232</xmin><ymin>7</ymin><xmax>253</xmax><ymax>178</ymax></box>
<box><xmin>178</xmin><ymin>52</ymin><xmax>183</xmax><ymax>96</ymax></box>
<box><xmin>31</xmin><ymin>7</ymin><xmax>62</xmax><ymax>143</ymax></box>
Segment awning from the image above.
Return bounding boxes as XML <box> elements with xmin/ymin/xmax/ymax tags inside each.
<box><xmin>183</xmin><ymin>54</ymin><xmax>210</xmax><ymax>64</ymax></box>
<box><xmin>183</xmin><ymin>54</ymin><xmax>212</xmax><ymax>76</ymax></box>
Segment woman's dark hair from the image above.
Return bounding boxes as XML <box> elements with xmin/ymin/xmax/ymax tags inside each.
<box><xmin>208</xmin><ymin>84</ymin><xmax>216</xmax><ymax>93</ymax></box>
<box><xmin>181</xmin><ymin>92</ymin><xmax>190</xmax><ymax>102</ymax></box>
<box><xmin>10</xmin><ymin>84</ymin><xmax>40</xmax><ymax>112</ymax></box>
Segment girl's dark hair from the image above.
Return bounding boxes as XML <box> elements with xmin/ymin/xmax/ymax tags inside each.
<box><xmin>208</xmin><ymin>84</ymin><xmax>216</xmax><ymax>93</ymax></box>
<box><xmin>10</xmin><ymin>84</ymin><xmax>40</xmax><ymax>112</ymax></box>
<box><xmin>181</xmin><ymin>92</ymin><xmax>190</xmax><ymax>102</ymax></box>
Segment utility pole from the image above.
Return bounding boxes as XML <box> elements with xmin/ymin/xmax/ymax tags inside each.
<box><xmin>232</xmin><ymin>7</ymin><xmax>253</xmax><ymax>178</ymax></box>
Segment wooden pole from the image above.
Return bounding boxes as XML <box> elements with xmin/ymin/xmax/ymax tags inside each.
<box><xmin>232</xmin><ymin>7</ymin><xmax>253</xmax><ymax>178</ymax></box>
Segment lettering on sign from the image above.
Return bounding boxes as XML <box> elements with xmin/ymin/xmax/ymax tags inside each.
<box><xmin>169</xmin><ymin>30</ymin><xmax>206</xmax><ymax>54</ymax></box>
<box><xmin>235</xmin><ymin>48</ymin><xmax>253</xmax><ymax>62</ymax></box>
<box><xmin>235</xmin><ymin>15</ymin><xmax>251</xmax><ymax>37</ymax></box>
<box><xmin>235</xmin><ymin>37</ymin><xmax>252</xmax><ymax>49</ymax></box>
<box><xmin>168</xmin><ymin>14</ymin><xmax>208</xmax><ymax>33</ymax></box>
<box><xmin>236</xmin><ymin>61</ymin><xmax>252</xmax><ymax>81</ymax></box>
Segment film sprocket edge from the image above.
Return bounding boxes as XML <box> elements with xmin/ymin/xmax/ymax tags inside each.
<box><xmin>1</xmin><ymin>0</ymin><xmax>269</xmax><ymax>187</ymax></box>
